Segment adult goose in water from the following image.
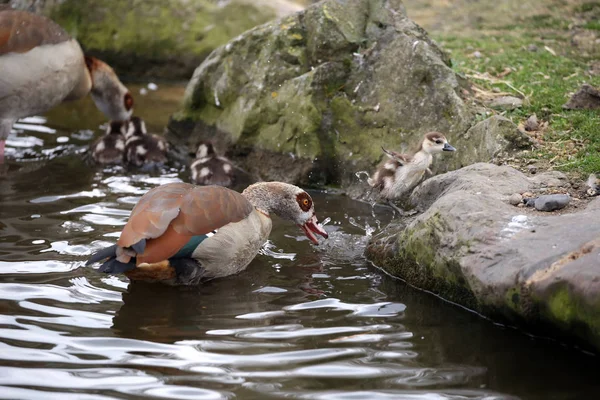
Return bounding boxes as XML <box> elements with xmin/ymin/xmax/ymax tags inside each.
<box><xmin>190</xmin><ymin>141</ymin><xmax>234</xmax><ymax>187</ymax></box>
<box><xmin>368</xmin><ymin>132</ymin><xmax>456</xmax><ymax>211</ymax></box>
<box><xmin>86</xmin><ymin>182</ymin><xmax>328</xmax><ymax>285</ymax></box>
<box><xmin>0</xmin><ymin>8</ymin><xmax>133</xmax><ymax>163</ymax></box>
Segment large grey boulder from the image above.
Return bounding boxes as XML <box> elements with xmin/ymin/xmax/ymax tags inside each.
<box><xmin>169</xmin><ymin>0</ymin><xmax>495</xmax><ymax>187</ymax></box>
<box><xmin>366</xmin><ymin>163</ymin><xmax>600</xmax><ymax>352</ymax></box>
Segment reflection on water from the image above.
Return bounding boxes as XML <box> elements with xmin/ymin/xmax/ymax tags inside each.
<box><xmin>0</xmin><ymin>83</ymin><xmax>598</xmax><ymax>400</ymax></box>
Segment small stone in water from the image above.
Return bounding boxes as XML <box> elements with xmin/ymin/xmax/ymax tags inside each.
<box><xmin>147</xmin><ymin>82</ymin><xmax>158</xmax><ymax>91</ymax></box>
<box><xmin>509</xmin><ymin>193</ymin><xmax>523</xmax><ymax>206</ymax></box>
<box><xmin>534</xmin><ymin>194</ymin><xmax>570</xmax><ymax>212</ymax></box>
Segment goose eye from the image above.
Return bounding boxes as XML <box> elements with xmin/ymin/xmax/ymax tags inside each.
<box><xmin>124</xmin><ymin>93</ymin><xmax>134</xmax><ymax>111</ymax></box>
<box><xmin>435</xmin><ymin>140</ymin><xmax>442</xmax><ymax>144</ymax></box>
<box><xmin>303</xmin><ymin>199</ymin><xmax>310</xmax><ymax>206</ymax></box>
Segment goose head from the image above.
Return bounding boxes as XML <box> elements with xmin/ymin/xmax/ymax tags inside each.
<box><xmin>242</xmin><ymin>182</ymin><xmax>328</xmax><ymax>244</ymax></box>
<box><xmin>420</xmin><ymin>132</ymin><xmax>456</xmax><ymax>154</ymax></box>
<box><xmin>196</xmin><ymin>141</ymin><xmax>216</xmax><ymax>159</ymax></box>
<box><xmin>85</xmin><ymin>56</ymin><xmax>133</xmax><ymax>122</ymax></box>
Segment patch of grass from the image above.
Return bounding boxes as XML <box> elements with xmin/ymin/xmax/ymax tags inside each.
<box><xmin>435</xmin><ymin>13</ymin><xmax>600</xmax><ymax>176</ymax></box>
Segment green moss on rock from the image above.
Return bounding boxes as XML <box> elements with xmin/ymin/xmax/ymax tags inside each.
<box><xmin>46</xmin><ymin>0</ymin><xmax>276</xmax><ymax>79</ymax></box>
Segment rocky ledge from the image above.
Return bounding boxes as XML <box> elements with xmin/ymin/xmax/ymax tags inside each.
<box><xmin>366</xmin><ymin>163</ymin><xmax>600</xmax><ymax>352</ymax></box>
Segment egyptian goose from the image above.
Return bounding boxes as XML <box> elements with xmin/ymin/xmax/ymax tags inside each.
<box><xmin>86</xmin><ymin>182</ymin><xmax>328</xmax><ymax>285</ymax></box>
<box><xmin>190</xmin><ymin>141</ymin><xmax>234</xmax><ymax>187</ymax></box>
<box><xmin>124</xmin><ymin>116</ymin><xmax>168</xmax><ymax>167</ymax></box>
<box><xmin>90</xmin><ymin>121</ymin><xmax>127</xmax><ymax>165</ymax></box>
<box><xmin>368</xmin><ymin>132</ymin><xmax>456</xmax><ymax>204</ymax></box>
<box><xmin>0</xmin><ymin>8</ymin><xmax>133</xmax><ymax>163</ymax></box>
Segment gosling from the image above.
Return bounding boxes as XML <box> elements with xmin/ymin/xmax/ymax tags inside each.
<box><xmin>124</xmin><ymin>116</ymin><xmax>168</xmax><ymax>167</ymax></box>
<box><xmin>587</xmin><ymin>174</ymin><xmax>599</xmax><ymax>197</ymax></box>
<box><xmin>190</xmin><ymin>141</ymin><xmax>234</xmax><ymax>187</ymax></box>
<box><xmin>368</xmin><ymin>132</ymin><xmax>456</xmax><ymax>203</ymax></box>
<box><xmin>90</xmin><ymin>121</ymin><xmax>127</xmax><ymax>165</ymax></box>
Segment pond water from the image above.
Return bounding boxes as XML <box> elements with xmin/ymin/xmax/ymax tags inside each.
<box><xmin>0</xmin><ymin>83</ymin><xmax>598</xmax><ymax>400</ymax></box>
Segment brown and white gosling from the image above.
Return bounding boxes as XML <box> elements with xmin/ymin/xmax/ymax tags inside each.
<box><xmin>124</xmin><ymin>116</ymin><xmax>168</xmax><ymax>167</ymax></box>
<box><xmin>91</xmin><ymin>121</ymin><xmax>127</xmax><ymax>165</ymax></box>
<box><xmin>368</xmin><ymin>132</ymin><xmax>456</xmax><ymax>205</ymax></box>
<box><xmin>0</xmin><ymin>8</ymin><xmax>133</xmax><ymax>164</ymax></box>
<box><xmin>190</xmin><ymin>141</ymin><xmax>234</xmax><ymax>187</ymax></box>
<box><xmin>587</xmin><ymin>174</ymin><xmax>599</xmax><ymax>197</ymax></box>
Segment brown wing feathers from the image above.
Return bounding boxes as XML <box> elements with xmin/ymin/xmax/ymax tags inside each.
<box><xmin>0</xmin><ymin>10</ymin><xmax>71</xmax><ymax>56</ymax></box>
<box><xmin>117</xmin><ymin>183</ymin><xmax>254</xmax><ymax>265</ymax></box>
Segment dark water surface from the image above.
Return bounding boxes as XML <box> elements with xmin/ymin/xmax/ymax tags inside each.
<box><xmin>0</xmin><ymin>83</ymin><xmax>598</xmax><ymax>400</ymax></box>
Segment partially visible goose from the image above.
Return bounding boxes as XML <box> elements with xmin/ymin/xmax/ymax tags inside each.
<box><xmin>190</xmin><ymin>141</ymin><xmax>234</xmax><ymax>187</ymax></box>
<box><xmin>91</xmin><ymin>121</ymin><xmax>127</xmax><ymax>165</ymax></box>
<box><xmin>124</xmin><ymin>116</ymin><xmax>168</xmax><ymax>167</ymax></box>
<box><xmin>0</xmin><ymin>8</ymin><xmax>133</xmax><ymax>163</ymax></box>
<box><xmin>369</xmin><ymin>132</ymin><xmax>456</xmax><ymax>204</ymax></box>
<box><xmin>86</xmin><ymin>182</ymin><xmax>328</xmax><ymax>285</ymax></box>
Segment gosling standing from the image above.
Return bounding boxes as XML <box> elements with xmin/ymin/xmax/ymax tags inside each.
<box><xmin>369</xmin><ymin>132</ymin><xmax>456</xmax><ymax>202</ymax></box>
<box><xmin>587</xmin><ymin>174</ymin><xmax>599</xmax><ymax>197</ymax></box>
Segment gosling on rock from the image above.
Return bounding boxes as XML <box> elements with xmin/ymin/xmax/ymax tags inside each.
<box><xmin>587</xmin><ymin>174</ymin><xmax>599</xmax><ymax>197</ymax></box>
<box><xmin>368</xmin><ymin>132</ymin><xmax>456</xmax><ymax>208</ymax></box>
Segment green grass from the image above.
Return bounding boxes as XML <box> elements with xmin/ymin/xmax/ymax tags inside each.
<box><xmin>435</xmin><ymin>21</ymin><xmax>600</xmax><ymax>175</ymax></box>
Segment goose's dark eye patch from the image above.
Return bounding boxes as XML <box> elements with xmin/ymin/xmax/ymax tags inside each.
<box><xmin>435</xmin><ymin>140</ymin><xmax>443</xmax><ymax>144</ymax></box>
<box><xmin>296</xmin><ymin>192</ymin><xmax>312</xmax><ymax>212</ymax></box>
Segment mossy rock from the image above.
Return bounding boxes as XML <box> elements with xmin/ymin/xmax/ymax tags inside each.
<box><xmin>170</xmin><ymin>0</ymin><xmax>481</xmax><ymax>186</ymax></box>
<box><xmin>14</xmin><ymin>0</ymin><xmax>278</xmax><ymax>79</ymax></box>
<box><xmin>367</xmin><ymin>163</ymin><xmax>600</xmax><ymax>353</ymax></box>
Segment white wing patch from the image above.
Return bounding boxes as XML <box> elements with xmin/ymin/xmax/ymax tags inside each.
<box><xmin>199</xmin><ymin>167</ymin><xmax>211</xmax><ymax>178</ymax></box>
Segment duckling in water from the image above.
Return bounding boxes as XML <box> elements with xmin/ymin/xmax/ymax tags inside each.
<box><xmin>91</xmin><ymin>121</ymin><xmax>127</xmax><ymax>165</ymax></box>
<box><xmin>587</xmin><ymin>174</ymin><xmax>599</xmax><ymax>196</ymax></box>
<box><xmin>125</xmin><ymin>116</ymin><xmax>168</xmax><ymax>167</ymax></box>
<box><xmin>190</xmin><ymin>141</ymin><xmax>234</xmax><ymax>187</ymax></box>
<box><xmin>368</xmin><ymin>132</ymin><xmax>456</xmax><ymax>210</ymax></box>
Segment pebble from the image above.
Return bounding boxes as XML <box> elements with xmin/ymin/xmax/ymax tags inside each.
<box><xmin>524</xmin><ymin>114</ymin><xmax>539</xmax><ymax>131</ymax></box>
<box><xmin>489</xmin><ymin>96</ymin><xmax>523</xmax><ymax>111</ymax></box>
<box><xmin>472</xmin><ymin>51</ymin><xmax>482</xmax><ymax>58</ymax></box>
<box><xmin>534</xmin><ymin>194</ymin><xmax>570</xmax><ymax>212</ymax></box>
<box><xmin>509</xmin><ymin>193</ymin><xmax>523</xmax><ymax>206</ymax></box>
<box><xmin>528</xmin><ymin>165</ymin><xmax>537</xmax><ymax>174</ymax></box>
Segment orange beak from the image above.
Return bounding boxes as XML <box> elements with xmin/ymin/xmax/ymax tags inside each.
<box><xmin>299</xmin><ymin>215</ymin><xmax>328</xmax><ymax>245</ymax></box>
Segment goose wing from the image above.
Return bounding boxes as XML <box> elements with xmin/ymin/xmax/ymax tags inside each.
<box><xmin>109</xmin><ymin>182</ymin><xmax>254</xmax><ymax>265</ymax></box>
